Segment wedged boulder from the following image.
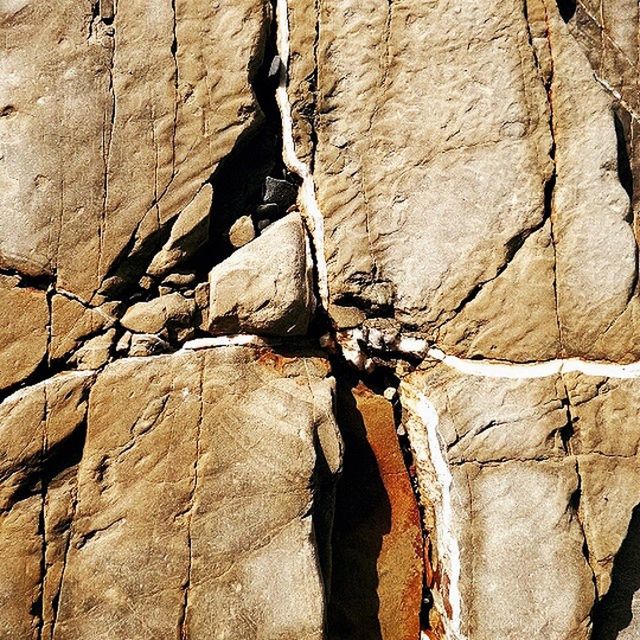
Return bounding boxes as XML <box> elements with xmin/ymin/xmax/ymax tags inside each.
<box><xmin>208</xmin><ymin>212</ymin><xmax>315</xmax><ymax>336</ymax></box>
<box><xmin>120</xmin><ymin>292</ymin><xmax>195</xmax><ymax>335</ymax></box>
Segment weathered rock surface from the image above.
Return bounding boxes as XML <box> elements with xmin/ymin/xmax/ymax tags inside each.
<box><xmin>330</xmin><ymin>381</ymin><xmax>423</xmax><ymax>640</ymax></box>
<box><xmin>401</xmin><ymin>363</ymin><xmax>640</xmax><ymax>639</ymax></box>
<box><xmin>2</xmin><ymin>0</ymin><xmax>640</xmax><ymax>638</ymax></box>
<box><xmin>208</xmin><ymin>213</ymin><xmax>315</xmax><ymax>336</ymax></box>
<box><xmin>146</xmin><ymin>184</ymin><xmax>212</xmax><ymax>279</ymax></box>
<box><xmin>287</xmin><ymin>0</ymin><xmax>640</xmax><ymax>362</ymax></box>
<box><xmin>120</xmin><ymin>291</ymin><xmax>195</xmax><ymax>335</ymax></box>
<box><xmin>0</xmin><ymin>347</ymin><xmax>341</xmax><ymax>639</ymax></box>
<box><xmin>0</xmin><ymin>0</ymin><xmax>269</xmax><ymax>302</ymax></box>
<box><xmin>0</xmin><ymin>275</ymin><xmax>49</xmax><ymax>392</ymax></box>
<box><xmin>0</xmin><ymin>371</ymin><xmax>94</xmax><ymax>639</ymax></box>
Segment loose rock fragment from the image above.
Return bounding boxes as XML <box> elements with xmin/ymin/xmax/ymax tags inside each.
<box><xmin>262</xmin><ymin>176</ymin><xmax>298</xmax><ymax>212</ymax></box>
<box><xmin>120</xmin><ymin>292</ymin><xmax>195</xmax><ymax>336</ymax></box>
<box><xmin>208</xmin><ymin>213</ymin><xmax>315</xmax><ymax>336</ymax></box>
<box><xmin>228</xmin><ymin>215</ymin><xmax>256</xmax><ymax>248</ymax></box>
<box><xmin>146</xmin><ymin>184</ymin><xmax>213</xmax><ymax>279</ymax></box>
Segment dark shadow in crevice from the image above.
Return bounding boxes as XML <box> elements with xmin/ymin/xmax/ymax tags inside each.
<box><xmin>556</xmin><ymin>0</ymin><xmax>577</xmax><ymax>22</ymax></box>
<box><xmin>613</xmin><ymin>108</ymin><xmax>634</xmax><ymax>217</ymax></box>
<box><xmin>327</xmin><ymin>368</ymin><xmax>390</xmax><ymax>640</ymax></box>
<box><xmin>194</xmin><ymin>1</ymin><xmax>294</xmax><ymax>275</ymax></box>
<box><xmin>592</xmin><ymin>503</ymin><xmax>640</xmax><ymax>639</ymax></box>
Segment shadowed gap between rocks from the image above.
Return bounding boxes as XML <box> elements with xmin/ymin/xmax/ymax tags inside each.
<box><xmin>592</xmin><ymin>503</ymin><xmax>640</xmax><ymax>639</ymax></box>
<box><xmin>100</xmin><ymin>1</ymin><xmax>295</xmax><ymax>306</ymax></box>
<box><xmin>328</xmin><ymin>375</ymin><xmax>389</xmax><ymax>640</ymax></box>
<box><xmin>199</xmin><ymin>0</ymin><xmax>298</xmax><ymax>271</ymax></box>
<box><xmin>556</xmin><ymin>0</ymin><xmax>577</xmax><ymax>22</ymax></box>
<box><xmin>613</xmin><ymin>109</ymin><xmax>634</xmax><ymax>220</ymax></box>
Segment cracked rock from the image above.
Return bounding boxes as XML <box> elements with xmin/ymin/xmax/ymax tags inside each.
<box><xmin>45</xmin><ymin>347</ymin><xmax>341</xmax><ymax>639</ymax></box>
<box><xmin>146</xmin><ymin>184</ymin><xmax>212</xmax><ymax>279</ymax></box>
<box><xmin>208</xmin><ymin>212</ymin><xmax>315</xmax><ymax>337</ymax></box>
<box><xmin>401</xmin><ymin>364</ymin><xmax>640</xmax><ymax>639</ymax></box>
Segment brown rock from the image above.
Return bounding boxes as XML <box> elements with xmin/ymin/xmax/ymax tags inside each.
<box><xmin>49</xmin><ymin>347</ymin><xmax>341</xmax><ymax>639</ymax></box>
<box><xmin>50</xmin><ymin>294</ymin><xmax>115</xmax><ymax>362</ymax></box>
<box><xmin>228</xmin><ymin>215</ymin><xmax>256</xmax><ymax>248</ymax></box>
<box><xmin>0</xmin><ymin>1</ymin><xmax>269</xmax><ymax>302</ymax></box>
<box><xmin>146</xmin><ymin>184</ymin><xmax>213</xmax><ymax>279</ymax></box>
<box><xmin>208</xmin><ymin>213</ymin><xmax>315</xmax><ymax>336</ymax></box>
<box><xmin>0</xmin><ymin>276</ymin><xmax>48</xmax><ymax>392</ymax></box>
<box><xmin>0</xmin><ymin>371</ymin><xmax>94</xmax><ymax>638</ymax></box>
<box><xmin>120</xmin><ymin>292</ymin><xmax>195</xmax><ymax>335</ymax></box>
<box><xmin>330</xmin><ymin>382</ymin><xmax>423</xmax><ymax>640</ymax></box>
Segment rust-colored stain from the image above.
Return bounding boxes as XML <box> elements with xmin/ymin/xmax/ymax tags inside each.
<box><xmin>329</xmin><ymin>381</ymin><xmax>425</xmax><ymax>640</ymax></box>
<box><xmin>256</xmin><ymin>350</ymin><xmax>289</xmax><ymax>374</ymax></box>
<box><xmin>256</xmin><ymin>349</ymin><xmax>331</xmax><ymax>378</ymax></box>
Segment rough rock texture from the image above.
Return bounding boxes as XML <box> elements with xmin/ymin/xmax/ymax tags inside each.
<box><xmin>0</xmin><ymin>347</ymin><xmax>341</xmax><ymax>639</ymax></box>
<box><xmin>330</xmin><ymin>381</ymin><xmax>423</xmax><ymax>640</ymax></box>
<box><xmin>401</xmin><ymin>364</ymin><xmax>640</xmax><ymax>639</ymax></box>
<box><xmin>0</xmin><ymin>275</ymin><xmax>48</xmax><ymax>392</ymax></box>
<box><xmin>287</xmin><ymin>0</ymin><xmax>640</xmax><ymax>362</ymax></box>
<box><xmin>0</xmin><ymin>0</ymin><xmax>269</xmax><ymax>302</ymax></box>
<box><xmin>208</xmin><ymin>213</ymin><xmax>315</xmax><ymax>336</ymax></box>
<box><xmin>2</xmin><ymin>0</ymin><xmax>640</xmax><ymax>638</ymax></box>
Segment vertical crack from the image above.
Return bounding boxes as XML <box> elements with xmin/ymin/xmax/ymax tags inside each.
<box><xmin>178</xmin><ymin>358</ymin><xmax>204</xmax><ymax>640</ymax></box>
<box><xmin>525</xmin><ymin>0</ymin><xmax>564</xmax><ymax>352</ymax></box>
<box><xmin>98</xmin><ymin>1</ymin><xmax>117</xmax><ymax>286</ymax></box>
<box><xmin>274</xmin><ymin>0</ymin><xmax>329</xmax><ymax>309</ymax></box>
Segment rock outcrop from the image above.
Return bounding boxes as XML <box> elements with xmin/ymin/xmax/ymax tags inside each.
<box><xmin>1</xmin><ymin>0</ymin><xmax>640</xmax><ymax>638</ymax></box>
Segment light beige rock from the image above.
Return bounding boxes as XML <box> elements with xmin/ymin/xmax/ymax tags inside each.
<box><xmin>401</xmin><ymin>365</ymin><xmax>640</xmax><ymax>639</ymax></box>
<box><xmin>49</xmin><ymin>347</ymin><xmax>341</xmax><ymax>639</ymax></box>
<box><xmin>208</xmin><ymin>213</ymin><xmax>315</xmax><ymax>336</ymax></box>
<box><xmin>289</xmin><ymin>0</ymin><xmax>553</xmax><ymax>357</ymax></box>
<box><xmin>0</xmin><ymin>276</ymin><xmax>49</xmax><ymax>392</ymax></box>
<box><xmin>287</xmin><ymin>0</ymin><xmax>640</xmax><ymax>361</ymax></box>
<box><xmin>543</xmin><ymin>2</ymin><xmax>639</xmax><ymax>360</ymax></box>
<box><xmin>120</xmin><ymin>292</ymin><xmax>195</xmax><ymax>335</ymax></box>
<box><xmin>228</xmin><ymin>214</ymin><xmax>256</xmax><ymax>248</ymax></box>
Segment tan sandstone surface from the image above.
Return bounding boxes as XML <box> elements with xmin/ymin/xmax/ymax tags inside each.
<box><xmin>0</xmin><ymin>0</ymin><xmax>639</xmax><ymax>638</ymax></box>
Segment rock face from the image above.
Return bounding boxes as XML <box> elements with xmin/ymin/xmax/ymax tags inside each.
<box><xmin>208</xmin><ymin>213</ymin><xmax>315</xmax><ymax>337</ymax></box>
<box><xmin>287</xmin><ymin>0</ymin><xmax>640</xmax><ymax>363</ymax></box>
<box><xmin>2</xmin><ymin>0</ymin><xmax>640</xmax><ymax>638</ymax></box>
<box><xmin>0</xmin><ymin>348</ymin><xmax>341</xmax><ymax>639</ymax></box>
